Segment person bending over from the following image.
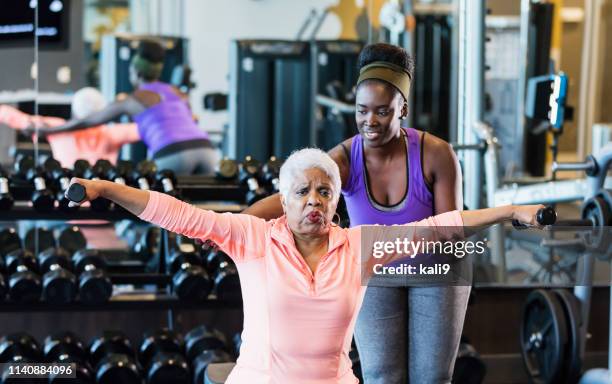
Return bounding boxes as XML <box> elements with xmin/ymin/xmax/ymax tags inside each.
<box><xmin>36</xmin><ymin>39</ymin><xmax>218</xmax><ymax>175</ymax></box>
<box><xmin>68</xmin><ymin>148</ymin><xmax>544</xmax><ymax>384</ymax></box>
<box><xmin>0</xmin><ymin>87</ymin><xmax>139</xmax><ymax>168</ymax></box>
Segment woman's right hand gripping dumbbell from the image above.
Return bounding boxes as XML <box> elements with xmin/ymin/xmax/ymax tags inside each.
<box><xmin>65</xmin><ymin>178</ymin><xmax>150</xmax><ymax>215</ymax></box>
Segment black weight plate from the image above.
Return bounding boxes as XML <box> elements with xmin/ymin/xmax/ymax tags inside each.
<box><xmin>553</xmin><ymin>289</ymin><xmax>582</xmax><ymax>383</ymax></box>
<box><xmin>520</xmin><ymin>289</ymin><xmax>568</xmax><ymax>384</ymax></box>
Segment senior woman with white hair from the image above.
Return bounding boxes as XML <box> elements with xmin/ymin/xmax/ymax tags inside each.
<box><xmin>67</xmin><ymin>148</ymin><xmax>545</xmax><ymax>384</ymax></box>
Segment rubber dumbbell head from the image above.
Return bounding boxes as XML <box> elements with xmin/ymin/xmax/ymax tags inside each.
<box><xmin>14</xmin><ymin>153</ymin><xmax>34</xmax><ymax>178</ymax></box>
<box><xmin>193</xmin><ymin>349</ymin><xmax>233</xmax><ymax>384</ymax></box>
<box><xmin>38</xmin><ymin>247</ymin><xmax>77</xmax><ymax>304</ymax></box>
<box><xmin>184</xmin><ymin>325</ymin><xmax>228</xmax><ymax>362</ymax></box>
<box><xmin>5</xmin><ymin>249</ymin><xmax>41</xmax><ymax>303</ymax></box>
<box><xmin>215</xmin><ymin>158</ymin><xmax>238</xmax><ymax>180</ymax></box>
<box><xmin>0</xmin><ymin>228</ymin><xmax>22</xmax><ymax>258</ymax></box>
<box><xmin>24</xmin><ymin>227</ymin><xmax>55</xmax><ymax>254</ymax></box>
<box><xmin>73</xmin><ymin>249</ymin><xmax>112</xmax><ymax>304</ymax></box>
<box><xmin>58</xmin><ymin>226</ymin><xmax>87</xmax><ymax>256</ymax></box>
<box><xmin>0</xmin><ymin>166</ymin><xmax>14</xmax><ymax>210</ymax></box>
<box><xmin>26</xmin><ymin>166</ymin><xmax>55</xmax><ymax>212</ymax></box>
<box><xmin>89</xmin><ymin>331</ymin><xmax>140</xmax><ymax>384</ymax></box>
<box><xmin>262</xmin><ymin>156</ymin><xmax>282</xmax><ymax>192</ymax></box>
<box><xmin>206</xmin><ymin>250</ymin><xmax>240</xmax><ymax>300</ymax></box>
<box><xmin>132</xmin><ymin>161</ymin><xmax>157</xmax><ymax>190</ymax></box>
<box><xmin>139</xmin><ymin>329</ymin><xmax>190</xmax><ymax>384</ymax></box>
<box><xmin>155</xmin><ymin>170</ymin><xmax>178</xmax><ymax>196</ymax></box>
<box><xmin>51</xmin><ymin>167</ymin><xmax>77</xmax><ymax>212</ymax></box>
<box><xmin>72</xmin><ymin>159</ymin><xmax>91</xmax><ymax>178</ymax></box>
<box><xmin>45</xmin><ymin>331</ymin><xmax>93</xmax><ymax>384</ymax></box>
<box><xmin>169</xmin><ymin>250</ymin><xmax>212</xmax><ymax>301</ymax></box>
<box><xmin>0</xmin><ymin>332</ymin><xmax>41</xmax><ymax>363</ymax></box>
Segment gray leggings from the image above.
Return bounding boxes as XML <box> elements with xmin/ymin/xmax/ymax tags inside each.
<box><xmin>354</xmin><ymin>285</ymin><xmax>471</xmax><ymax>384</ymax></box>
<box><xmin>153</xmin><ymin>146</ymin><xmax>220</xmax><ymax>176</ymax></box>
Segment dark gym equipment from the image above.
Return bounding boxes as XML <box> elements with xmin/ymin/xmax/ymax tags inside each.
<box><xmin>73</xmin><ymin>159</ymin><xmax>91</xmax><ymax>178</ymax></box>
<box><xmin>58</xmin><ymin>226</ymin><xmax>87</xmax><ymax>256</ymax></box>
<box><xmin>89</xmin><ymin>330</ymin><xmax>140</xmax><ymax>384</ymax></box>
<box><xmin>553</xmin><ymin>289</ymin><xmax>582</xmax><ymax>383</ymax></box>
<box><xmin>0</xmin><ymin>228</ymin><xmax>22</xmax><ymax>257</ymax></box>
<box><xmin>0</xmin><ymin>166</ymin><xmax>14</xmax><ymax>210</ymax></box>
<box><xmin>26</xmin><ymin>166</ymin><xmax>55</xmax><ymax>212</ymax></box>
<box><xmin>215</xmin><ymin>158</ymin><xmax>239</xmax><ymax>180</ymax></box>
<box><xmin>155</xmin><ymin>170</ymin><xmax>179</xmax><ymax>197</ymax></box>
<box><xmin>38</xmin><ymin>247</ymin><xmax>77</xmax><ymax>304</ymax></box>
<box><xmin>132</xmin><ymin>161</ymin><xmax>157</xmax><ymax>191</ymax></box>
<box><xmin>579</xmin><ymin>190</ymin><xmax>612</xmax><ymax>253</ymax></box>
<box><xmin>51</xmin><ymin>166</ymin><xmax>78</xmax><ymax>212</ymax></box>
<box><xmin>107</xmin><ymin>161</ymin><xmax>134</xmax><ymax>186</ymax></box>
<box><xmin>73</xmin><ymin>249</ymin><xmax>113</xmax><ymax>304</ymax></box>
<box><xmin>14</xmin><ymin>153</ymin><xmax>35</xmax><ymax>178</ymax></box>
<box><xmin>24</xmin><ymin>227</ymin><xmax>55</xmax><ymax>254</ymax></box>
<box><xmin>512</xmin><ymin>206</ymin><xmax>557</xmax><ymax>229</ymax></box>
<box><xmin>168</xmin><ymin>244</ymin><xmax>213</xmax><ymax>302</ymax></box>
<box><xmin>452</xmin><ymin>338</ymin><xmax>486</xmax><ymax>384</ymax></box>
<box><xmin>185</xmin><ymin>326</ymin><xmax>233</xmax><ymax>384</ymax></box>
<box><xmin>520</xmin><ymin>289</ymin><xmax>568</xmax><ymax>384</ymax></box>
<box><xmin>5</xmin><ymin>249</ymin><xmax>41</xmax><ymax>303</ymax></box>
<box><xmin>0</xmin><ymin>332</ymin><xmax>42</xmax><ymax>363</ymax></box>
<box><xmin>230</xmin><ymin>39</ymin><xmax>313</xmax><ymax>160</ymax></box>
<box><xmin>133</xmin><ymin>226</ymin><xmax>160</xmax><ymax>263</ymax></box>
<box><xmin>205</xmin><ymin>250</ymin><xmax>240</xmax><ymax>301</ymax></box>
<box><xmin>262</xmin><ymin>156</ymin><xmax>281</xmax><ymax>193</ymax></box>
<box><xmin>139</xmin><ymin>329</ymin><xmax>190</xmax><ymax>384</ymax></box>
<box><xmin>239</xmin><ymin>156</ymin><xmax>267</xmax><ymax>205</ymax></box>
<box><xmin>44</xmin><ymin>331</ymin><xmax>94</xmax><ymax>384</ymax></box>
<box><xmin>66</xmin><ymin>183</ymin><xmax>87</xmax><ymax>204</ymax></box>
<box><xmin>83</xmin><ymin>161</ymin><xmax>113</xmax><ymax>212</ymax></box>
<box><xmin>203</xmin><ymin>92</ymin><xmax>228</xmax><ymax>111</ymax></box>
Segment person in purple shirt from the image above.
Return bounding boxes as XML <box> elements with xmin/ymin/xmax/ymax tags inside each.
<box><xmin>245</xmin><ymin>43</ymin><xmax>466</xmax><ymax>383</ymax></box>
<box><xmin>40</xmin><ymin>39</ymin><xmax>218</xmax><ymax>175</ymax></box>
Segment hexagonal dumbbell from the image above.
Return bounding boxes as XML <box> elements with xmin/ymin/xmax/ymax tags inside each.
<box><xmin>206</xmin><ymin>249</ymin><xmax>240</xmax><ymax>301</ymax></box>
<box><xmin>88</xmin><ymin>331</ymin><xmax>140</xmax><ymax>384</ymax></box>
<box><xmin>168</xmin><ymin>245</ymin><xmax>213</xmax><ymax>302</ymax></box>
<box><xmin>185</xmin><ymin>325</ymin><xmax>233</xmax><ymax>384</ymax></box>
<box><xmin>5</xmin><ymin>249</ymin><xmax>41</xmax><ymax>303</ymax></box>
<box><xmin>37</xmin><ymin>247</ymin><xmax>77</xmax><ymax>304</ymax></box>
<box><xmin>138</xmin><ymin>329</ymin><xmax>190</xmax><ymax>384</ymax></box>
<box><xmin>44</xmin><ymin>331</ymin><xmax>94</xmax><ymax>383</ymax></box>
<box><xmin>73</xmin><ymin>250</ymin><xmax>112</xmax><ymax>305</ymax></box>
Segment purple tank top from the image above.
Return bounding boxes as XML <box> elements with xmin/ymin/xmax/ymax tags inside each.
<box><xmin>133</xmin><ymin>81</ymin><xmax>208</xmax><ymax>155</ymax></box>
<box><xmin>341</xmin><ymin>128</ymin><xmax>434</xmax><ymax>227</ymax></box>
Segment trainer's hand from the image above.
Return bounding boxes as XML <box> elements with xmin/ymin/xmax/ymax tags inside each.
<box><xmin>66</xmin><ymin>178</ymin><xmax>105</xmax><ymax>207</ymax></box>
<box><xmin>512</xmin><ymin>204</ymin><xmax>546</xmax><ymax>228</ymax></box>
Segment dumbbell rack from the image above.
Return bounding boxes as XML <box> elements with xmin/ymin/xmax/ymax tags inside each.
<box><xmin>1</xmin><ymin>182</ymin><xmax>248</xmax><ymax>317</ymax></box>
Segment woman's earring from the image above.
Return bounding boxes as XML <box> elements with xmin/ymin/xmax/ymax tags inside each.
<box><xmin>331</xmin><ymin>212</ymin><xmax>342</xmax><ymax>227</ymax></box>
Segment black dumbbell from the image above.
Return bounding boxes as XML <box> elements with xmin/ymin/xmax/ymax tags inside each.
<box><xmin>132</xmin><ymin>226</ymin><xmax>160</xmax><ymax>263</ymax></box>
<box><xmin>185</xmin><ymin>326</ymin><xmax>233</xmax><ymax>384</ymax></box>
<box><xmin>139</xmin><ymin>329</ymin><xmax>190</xmax><ymax>384</ymax></box>
<box><xmin>26</xmin><ymin>166</ymin><xmax>55</xmax><ymax>212</ymax></box>
<box><xmin>206</xmin><ymin>250</ymin><xmax>240</xmax><ymax>300</ymax></box>
<box><xmin>41</xmin><ymin>156</ymin><xmax>62</xmax><ymax>177</ymax></box>
<box><xmin>14</xmin><ymin>153</ymin><xmax>34</xmax><ymax>178</ymax></box>
<box><xmin>168</xmin><ymin>245</ymin><xmax>212</xmax><ymax>302</ymax></box>
<box><xmin>132</xmin><ymin>161</ymin><xmax>158</xmax><ymax>191</ymax></box>
<box><xmin>73</xmin><ymin>249</ymin><xmax>112</xmax><ymax>304</ymax></box>
<box><xmin>215</xmin><ymin>158</ymin><xmax>238</xmax><ymax>180</ymax></box>
<box><xmin>262</xmin><ymin>156</ymin><xmax>281</xmax><ymax>193</ymax></box>
<box><xmin>0</xmin><ymin>332</ymin><xmax>45</xmax><ymax>383</ymax></box>
<box><xmin>155</xmin><ymin>170</ymin><xmax>178</xmax><ymax>197</ymax></box>
<box><xmin>89</xmin><ymin>331</ymin><xmax>140</xmax><ymax>384</ymax></box>
<box><xmin>0</xmin><ymin>166</ymin><xmax>14</xmax><ymax>210</ymax></box>
<box><xmin>5</xmin><ymin>249</ymin><xmax>41</xmax><ymax>302</ymax></box>
<box><xmin>44</xmin><ymin>331</ymin><xmax>94</xmax><ymax>384</ymax></box>
<box><xmin>73</xmin><ymin>159</ymin><xmax>91</xmax><ymax>178</ymax></box>
<box><xmin>24</xmin><ymin>227</ymin><xmax>55</xmax><ymax>254</ymax></box>
<box><xmin>0</xmin><ymin>228</ymin><xmax>22</xmax><ymax>258</ymax></box>
<box><xmin>512</xmin><ymin>206</ymin><xmax>557</xmax><ymax>229</ymax></box>
<box><xmin>107</xmin><ymin>161</ymin><xmax>133</xmax><ymax>186</ymax></box>
<box><xmin>57</xmin><ymin>226</ymin><xmax>87</xmax><ymax>257</ymax></box>
<box><xmin>82</xmin><ymin>161</ymin><xmax>113</xmax><ymax>211</ymax></box>
<box><xmin>38</xmin><ymin>247</ymin><xmax>77</xmax><ymax>304</ymax></box>
<box><xmin>49</xmin><ymin>165</ymin><xmax>77</xmax><ymax>212</ymax></box>
<box><xmin>239</xmin><ymin>156</ymin><xmax>267</xmax><ymax>205</ymax></box>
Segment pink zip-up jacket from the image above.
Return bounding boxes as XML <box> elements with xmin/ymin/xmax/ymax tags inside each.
<box><xmin>139</xmin><ymin>191</ymin><xmax>464</xmax><ymax>384</ymax></box>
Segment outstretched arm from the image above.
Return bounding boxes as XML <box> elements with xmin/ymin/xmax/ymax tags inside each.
<box><xmin>68</xmin><ymin>179</ymin><xmax>267</xmax><ymax>261</ymax></box>
<box><xmin>42</xmin><ymin>98</ymin><xmax>142</xmax><ymax>134</ymax></box>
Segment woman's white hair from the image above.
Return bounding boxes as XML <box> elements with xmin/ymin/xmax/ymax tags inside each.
<box><xmin>279</xmin><ymin>148</ymin><xmax>341</xmax><ymax>202</ymax></box>
<box><xmin>71</xmin><ymin>87</ymin><xmax>107</xmax><ymax>119</ymax></box>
